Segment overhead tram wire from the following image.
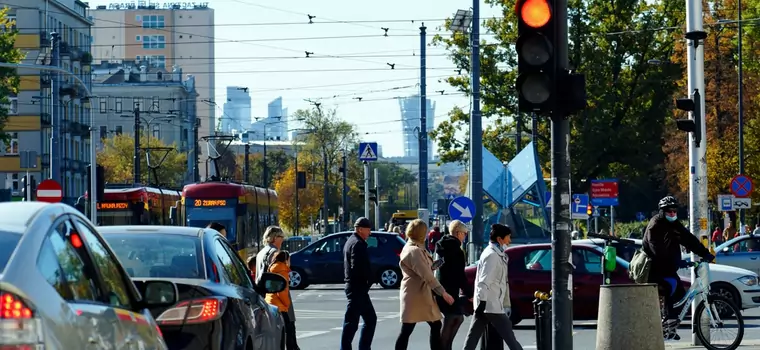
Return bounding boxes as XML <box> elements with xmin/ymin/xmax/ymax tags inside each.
<box><xmin>10</xmin><ymin>67</ymin><xmax>458</xmax><ymax>76</ymax></box>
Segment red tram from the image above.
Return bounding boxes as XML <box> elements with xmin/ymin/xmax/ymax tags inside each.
<box><xmin>178</xmin><ymin>181</ymin><xmax>278</xmax><ymax>259</ymax></box>
<box><xmin>91</xmin><ymin>186</ymin><xmax>181</xmax><ymax>226</ymax></box>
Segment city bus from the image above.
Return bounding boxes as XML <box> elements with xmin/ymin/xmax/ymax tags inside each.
<box><xmin>178</xmin><ymin>181</ymin><xmax>278</xmax><ymax>259</ymax></box>
<box><xmin>91</xmin><ymin>186</ymin><xmax>181</xmax><ymax>226</ymax></box>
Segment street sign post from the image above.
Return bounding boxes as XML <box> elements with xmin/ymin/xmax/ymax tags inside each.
<box><xmin>36</xmin><ymin>179</ymin><xmax>62</xmax><ymax>203</ymax></box>
<box><xmin>448</xmin><ymin>196</ymin><xmax>476</xmax><ymax>224</ymax></box>
<box><xmin>571</xmin><ymin>194</ymin><xmax>589</xmax><ymax>220</ymax></box>
<box><xmin>358</xmin><ymin>142</ymin><xmax>379</xmax><ymax>162</ymax></box>
<box><xmin>730</xmin><ymin>174</ymin><xmax>754</xmax><ymax>198</ymax></box>
<box><xmin>717</xmin><ymin>194</ymin><xmax>734</xmax><ymax>211</ymax></box>
<box><xmin>590</xmin><ymin>179</ymin><xmax>619</xmax><ymax>206</ymax></box>
<box><xmin>733</xmin><ymin>197</ymin><xmax>752</xmax><ymax>210</ymax></box>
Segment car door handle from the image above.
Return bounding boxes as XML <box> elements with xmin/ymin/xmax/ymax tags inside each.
<box><xmin>87</xmin><ymin>336</ymin><xmax>98</xmax><ymax>344</ymax></box>
<box><xmin>751</xmin><ymin>257</ymin><xmax>757</xmax><ymax>260</ymax></box>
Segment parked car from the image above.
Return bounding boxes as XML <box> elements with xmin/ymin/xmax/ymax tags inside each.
<box><xmin>288</xmin><ymin>231</ymin><xmax>406</xmax><ymax>289</ymax></box>
<box><xmin>465</xmin><ymin>242</ymin><xmax>691</xmax><ymax>324</ymax></box>
<box><xmin>577</xmin><ymin>238</ymin><xmax>760</xmax><ymax>310</ymax></box>
<box><xmin>714</xmin><ymin>234</ymin><xmax>760</xmax><ymax>275</ymax></box>
<box><xmin>0</xmin><ymin>202</ymin><xmax>173</xmax><ymax>349</ymax></box>
<box><xmin>98</xmin><ymin>225</ymin><xmax>287</xmax><ymax>350</ymax></box>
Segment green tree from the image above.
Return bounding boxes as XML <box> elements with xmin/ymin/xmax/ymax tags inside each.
<box><xmin>236</xmin><ymin>149</ymin><xmax>291</xmax><ymax>187</ymax></box>
<box><xmin>430</xmin><ymin>0</ymin><xmax>685</xmax><ymax>219</ymax></box>
<box><xmin>97</xmin><ymin>133</ymin><xmax>187</xmax><ymax>187</ymax></box>
<box><xmin>0</xmin><ymin>9</ymin><xmax>24</xmax><ymax>141</ymax></box>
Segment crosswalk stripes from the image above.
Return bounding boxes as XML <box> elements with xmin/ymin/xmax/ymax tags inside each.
<box><xmin>296</xmin><ymin>309</ymin><xmax>398</xmax><ymax>319</ymax></box>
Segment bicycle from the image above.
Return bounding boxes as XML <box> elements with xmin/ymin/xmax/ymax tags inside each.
<box><xmin>665</xmin><ymin>261</ymin><xmax>744</xmax><ymax>350</ymax></box>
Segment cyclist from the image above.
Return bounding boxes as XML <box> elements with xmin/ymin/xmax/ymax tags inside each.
<box><xmin>643</xmin><ymin>195</ymin><xmax>715</xmax><ymax>340</ymax></box>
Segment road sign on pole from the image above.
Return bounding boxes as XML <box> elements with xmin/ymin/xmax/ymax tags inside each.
<box><xmin>448</xmin><ymin>196</ymin><xmax>476</xmax><ymax>223</ymax></box>
<box><xmin>590</xmin><ymin>179</ymin><xmax>619</xmax><ymax>206</ymax></box>
<box><xmin>717</xmin><ymin>194</ymin><xmax>734</xmax><ymax>211</ymax></box>
<box><xmin>19</xmin><ymin>150</ymin><xmax>37</xmax><ymax>169</ymax></box>
<box><xmin>730</xmin><ymin>174</ymin><xmax>754</xmax><ymax>198</ymax></box>
<box><xmin>358</xmin><ymin>142</ymin><xmax>379</xmax><ymax>161</ymax></box>
<box><xmin>571</xmin><ymin>194</ymin><xmax>589</xmax><ymax>219</ymax></box>
<box><xmin>36</xmin><ymin>179</ymin><xmax>62</xmax><ymax>203</ymax></box>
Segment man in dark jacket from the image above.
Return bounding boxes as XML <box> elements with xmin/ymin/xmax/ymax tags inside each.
<box><xmin>643</xmin><ymin>195</ymin><xmax>714</xmax><ymax>340</ymax></box>
<box><xmin>340</xmin><ymin>217</ymin><xmax>377</xmax><ymax>350</ymax></box>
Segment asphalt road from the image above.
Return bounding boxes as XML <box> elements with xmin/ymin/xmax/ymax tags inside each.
<box><xmin>291</xmin><ymin>286</ymin><xmax>760</xmax><ymax>349</ymax></box>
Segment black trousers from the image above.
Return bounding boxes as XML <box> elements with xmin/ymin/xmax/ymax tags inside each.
<box><xmin>281</xmin><ymin>312</ymin><xmax>299</xmax><ymax>350</ymax></box>
<box><xmin>395</xmin><ymin>321</ymin><xmax>442</xmax><ymax>350</ymax></box>
<box><xmin>480</xmin><ymin>324</ymin><xmax>503</xmax><ymax>350</ymax></box>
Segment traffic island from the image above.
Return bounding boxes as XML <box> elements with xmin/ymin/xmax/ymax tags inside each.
<box><xmin>595</xmin><ymin>283</ymin><xmax>664</xmax><ymax>350</ymax></box>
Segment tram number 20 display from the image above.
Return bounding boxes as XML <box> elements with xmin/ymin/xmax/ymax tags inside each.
<box><xmin>193</xmin><ymin>199</ymin><xmax>228</xmax><ymax>207</ymax></box>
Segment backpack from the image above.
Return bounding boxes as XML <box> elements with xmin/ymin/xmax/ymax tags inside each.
<box><xmin>628</xmin><ymin>248</ymin><xmax>652</xmax><ymax>283</ymax></box>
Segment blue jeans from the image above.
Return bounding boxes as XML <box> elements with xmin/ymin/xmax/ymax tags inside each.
<box><xmin>340</xmin><ymin>290</ymin><xmax>377</xmax><ymax>350</ymax></box>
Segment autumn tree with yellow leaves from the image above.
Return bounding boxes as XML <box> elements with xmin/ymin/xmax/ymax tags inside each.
<box><xmin>97</xmin><ymin>133</ymin><xmax>187</xmax><ymax>187</ymax></box>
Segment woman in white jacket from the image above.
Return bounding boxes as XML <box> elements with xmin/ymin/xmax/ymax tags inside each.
<box><xmin>461</xmin><ymin>224</ymin><xmax>522</xmax><ymax>350</ymax></box>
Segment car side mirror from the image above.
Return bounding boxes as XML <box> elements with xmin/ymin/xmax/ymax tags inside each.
<box><xmin>256</xmin><ymin>272</ymin><xmax>287</xmax><ymax>294</ymax></box>
<box><xmin>722</xmin><ymin>247</ymin><xmax>730</xmax><ymax>254</ymax></box>
<box><xmin>141</xmin><ymin>280</ymin><xmax>178</xmax><ymax>307</ymax></box>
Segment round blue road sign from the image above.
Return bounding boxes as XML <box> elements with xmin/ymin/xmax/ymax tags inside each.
<box><xmin>730</xmin><ymin>174</ymin><xmax>754</xmax><ymax>198</ymax></box>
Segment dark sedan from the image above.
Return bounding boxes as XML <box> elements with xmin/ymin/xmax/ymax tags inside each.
<box><xmin>465</xmin><ymin>242</ymin><xmax>690</xmax><ymax>324</ymax></box>
<box><xmin>99</xmin><ymin>226</ymin><xmax>286</xmax><ymax>350</ymax></box>
<box><xmin>288</xmin><ymin>231</ymin><xmax>406</xmax><ymax>289</ymax></box>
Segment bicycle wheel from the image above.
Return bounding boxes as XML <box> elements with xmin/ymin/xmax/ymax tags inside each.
<box><xmin>694</xmin><ymin>294</ymin><xmax>744</xmax><ymax>350</ymax></box>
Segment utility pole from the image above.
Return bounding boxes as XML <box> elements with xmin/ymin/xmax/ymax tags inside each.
<box><xmin>341</xmin><ymin>150</ymin><xmax>348</xmax><ymax>231</ymax></box>
<box><xmin>193</xmin><ymin>117</ymin><xmax>200</xmax><ymax>182</ymax></box>
<box><xmin>374</xmin><ymin>167</ymin><xmax>380</xmax><ymax>230</ymax></box>
<box><xmin>419</xmin><ymin>23</ymin><xmax>429</xmax><ymax>211</ymax></box>
<box><xmin>133</xmin><ymin>106</ymin><xmax>141</xmax><ymax>185</ymax></box>
<box><xmin>364</xmin><ymin>161</ymin><xmax>370</xmax><ymax>218</ymax></box>
<box><xmin>50</xmin><ymin>32</ymin><xmax>60</xmax><ymax>182</ymax></box>
<box><xmin>295</xmin><ymin>151</ymin><xmax>300</xmax><ymax>234</ymax></box>
<box><xmin>469</xmin><ymin>0</ymin><xmax>485</xmax><ymax>264</ymax></box>
<box><xmin>263</xmin><ymin>139</ymin><xmax>268</xmax><ymax>187</ymax></box>
<box><xmin>244</xmin><ymin>143</ymin><xmax>250</xmax><ymax>183</ymax></box>
<box><xmin>322</xmin><ymin>148</ymin><xmax>328</xmax><ymax>234</ymax></box>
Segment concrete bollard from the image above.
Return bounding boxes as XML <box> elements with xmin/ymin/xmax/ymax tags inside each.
<box><xmin>595</xmin><ymin>283</ymin><xmax>664</xmax><ymax>350</ymax></box>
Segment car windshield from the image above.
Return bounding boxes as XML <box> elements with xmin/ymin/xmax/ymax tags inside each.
<box><xmin>0</xmin><ymin>231</ymin><xmax>21</xmax><ymax>273</ymax></box>
<box><xmin>103</xmin><ymin>233</ymin><xmax>205</xmax><ymax>279</ymax></box>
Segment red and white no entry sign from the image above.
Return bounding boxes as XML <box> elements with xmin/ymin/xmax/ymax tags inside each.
<box><xmin>36</xmin><ymin>179</ymin><xmax>63</xmax><ymax>203</ymax></box>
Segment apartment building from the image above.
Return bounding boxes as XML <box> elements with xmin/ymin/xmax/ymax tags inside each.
<box><xmin>89</xmin><ymin>2</ymin><xmax>214</xmax><ymax>180</ymax></box>
<box><xmin>91</xmin><ymin>61</ymin><xmax>198</xmax><ymax>183</ymax></box>
<box><xmin>2</xmin><ymin>0</ymin><xmax>93</xmax><ymax>203</ymax></box>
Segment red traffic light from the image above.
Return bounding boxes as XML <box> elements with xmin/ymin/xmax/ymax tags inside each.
<box><xmin>518</xmin><ymin>0</ymin><xmax>552</xmax><ymax>28</ymax></box>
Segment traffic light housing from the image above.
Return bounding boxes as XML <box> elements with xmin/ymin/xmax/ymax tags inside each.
<box><xmin>675</xmin><ymin>89</ymin><xmax>702</xmax><ymax>146</ymax></box>
<box><xmin>516</xmin><ymin>0</ymin><xmax>555</xmax><ymax>113</ymax></box>
<box><xmin>358</xmin><ymin>186</ymin><xmax>378</xmax><ymax>203</ymax></box>
<box><xmin>586</xmin><ymin>203</ymin><xmax>592</xmax><ymax>216</ymax></box>
<box><xmin>20</xmin><ymin>175</ymin><xmax>27</xmax><ymax>201</ymax></box>
<box><xmin>87</xmin><ymin>164</ymin><xmax>105</xmax><ymax>200</ymax></box>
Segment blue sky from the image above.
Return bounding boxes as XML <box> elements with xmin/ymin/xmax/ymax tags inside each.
<box><xmin>87</xmin><ymin>0</ymin><xmax>501</xmax><ymax>157</ymax></box>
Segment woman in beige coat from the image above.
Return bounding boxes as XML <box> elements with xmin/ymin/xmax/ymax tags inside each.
<box><xmin>395</xmin><ymin>219</ymin><xmax>455</xmax><ymax>350</ymax></box>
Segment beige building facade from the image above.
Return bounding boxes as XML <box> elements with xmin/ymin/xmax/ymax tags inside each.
<box><xmin>89</xmin><ymin>2</ymin><xmax>214</xmax><ymax>179</ymax></box>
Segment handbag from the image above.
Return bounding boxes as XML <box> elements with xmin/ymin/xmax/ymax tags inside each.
<box><xmin>629</xmin><ymin>248</ymin><xmax>652</xmax><ymax>283</ymax></box>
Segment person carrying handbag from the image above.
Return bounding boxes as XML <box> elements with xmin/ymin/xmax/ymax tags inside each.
<box><xmin>435</xmin><ymin>220</ymin><xmax>473</xmax><ymax>350</ymax></box>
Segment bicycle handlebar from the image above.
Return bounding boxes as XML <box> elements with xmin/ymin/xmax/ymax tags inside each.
<box><xmin>587</xmin><ymin>233</ymin><xmax>636</xmax><ymax>245</ymax></box>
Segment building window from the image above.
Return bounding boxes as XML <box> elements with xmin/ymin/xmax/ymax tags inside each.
<box><xmin>142</xmin><ymin>35</ymin><xmax>165</xmax><ymax>49</ymax></box>
<box><xmin>151</xmin><ymin>97</ymin><xmax>160</xmax><ymax>112</ymax></box>
<box><xmin>99</xmin><ymin>98</ymin><xmax>107</xmax><ymax>113</ymax></box>
<box><xmin>99</xmin><ymin>126</ymin><xmax>107</xmax><ymax>139</ymax></box>
<box><xmin>136</xmin><ymin>35</ymin><xmax>141</xmax><ymax>41</ymax></box>
<box><xmin>152</xmin><ymin>124</ymin><xmax>160</xmax><ymax>139</ymax></box>
<box><xmin>5</xmin><ymin>96</ymin><xmax>17</xmax><ymax>115</ymax></box>
<box><xmin>115</xmin><ymin>126</ymin><xmax>122</xmax><ymax>135</ymax></box>
<box><xmin>11</xmin><ymin>173</ymin><xmax>19</xmax><ymax>193</ymax></box>
<box><xmin>3</xmin><ymin>15</ymin><xmax>16</xmax><ymax>31</ymax></box>
<box><xmin>115</xmin><ymin>98</ymin><xmax>122</xmax><ymax>113</ymax></box>
<box><xmin>135</xmin><ymin>15</ymin><xmax>141</xmax><ymax>22</ymax></box>
<box><xmin>5</xmin><ymin>132</ymin><xmax>18</xmax><ymax>155</ymax></box>
<box><xmin>142</xmin><ymin>15</ymin><xmax>165</xmax><ymax>29</ymax></box>
<box><xmin>133</xmin><ymin>97</ymin><xmax>140</xmax><ymax>110</ymax></box>
<box><xmin>146</xmin><ymin>55</ymin><xmax>165</xmax><ymax>68</ymax></box>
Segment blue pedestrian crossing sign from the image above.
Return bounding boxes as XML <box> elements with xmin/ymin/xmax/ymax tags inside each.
<box><xmin>448</xmin><ymin>196</ymin><xmax>476</xmax><ymax>223</ymax></box>
<box><xmin>571</xmin><ymin>194</ymin><xmax>589</xmax><ymax>219</ymax></box>
<box><xmin>358</xmin><ymin>142</ymin><xmax>378</xmax><ymax>161</ymax></box>
<box><xmin>592</xmin><ymin>207</ymin><xmax>601</xmax><ymax>217</ymax></box>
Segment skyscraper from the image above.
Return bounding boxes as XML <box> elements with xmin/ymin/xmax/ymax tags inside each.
<box><xmin>398</xmin><ymin>95</ymin><xmax>435</xmax><ymax>160</ymax></box>
<box><xmin>222</xmin><ymin>86</ymin><xmax>251</xmax><ymax>134</ymax></box>
<box><xmin>251</xmin><ymin>97</ymin><xmax>288</xmax><ymax>141</ymax></box>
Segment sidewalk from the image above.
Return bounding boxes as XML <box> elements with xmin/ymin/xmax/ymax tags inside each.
<box><xmin>664</xmin><ymin>339</ymin><xmax>760</xmax><ymax>348</ymax></box>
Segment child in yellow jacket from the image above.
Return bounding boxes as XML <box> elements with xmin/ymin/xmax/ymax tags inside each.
<box><xmin>265</xmin><ymin>251</ymin><xmax>299</xmax><ymax>350</ymax></box>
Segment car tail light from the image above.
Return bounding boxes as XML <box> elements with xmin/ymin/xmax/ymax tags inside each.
<box><xmin>156</xmin><ymin>297</ymin><xmax>227</xmax><ymax>325</ymax></box>
<box><xmin>0</xmin><ymin>292</ymin><xmax>44</xmax><ymax>348</ymax></box>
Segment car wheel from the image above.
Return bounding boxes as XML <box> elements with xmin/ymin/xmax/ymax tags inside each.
<box><xmin>289</xmin><ymin>269</ymin><xmax>309</xmax><ymax>290</ymax></box>
<box><xmin>379</xmin><ymin>268</ymin><xmax>401</xmax><ymax>289</ymax></box>
<box><xmin>710</xmin><ymin>282</ymin><xmax>741</xmax><ymax>317</ymax></box>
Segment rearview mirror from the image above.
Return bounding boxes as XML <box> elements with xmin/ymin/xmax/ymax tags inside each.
<box><xmin>142</xmin><ymin>281</ymin><xmax>178</xmax><ymax>306</ymax></box>
<box><xmin>256</xmin><ymin>272</ymin><xmax>287</xmax><ymax>294</ymax></box>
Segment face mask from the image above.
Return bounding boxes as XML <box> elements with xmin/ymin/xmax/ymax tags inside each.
<box><xmin>501</xmin><ymin>244</ymin><xmax>509</xmax><ymax>251</ymax></box>
<box><xmin>665</xmin><ymin>215</ymin><xmax>677</xmax><ymax>222</ymax></box>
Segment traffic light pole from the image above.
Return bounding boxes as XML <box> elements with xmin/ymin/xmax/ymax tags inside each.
<box><xmin>469</xmin><ymin>0</ymin><xmax>485</xmax><ymax>265</ymax></box>
<box><xmin>550</xmin><ymin>0</ymin><xmax>573</xmax><ymax>346</ymax></box>
<box><xmin>374</xmin><ymin>168</ymin><xmax>380</xmax><ymax>230</ymax></box>
<box><xmin>364</xmin><ymin>161</ymin><xmax>370</xmax><ymax>219</ymax></box>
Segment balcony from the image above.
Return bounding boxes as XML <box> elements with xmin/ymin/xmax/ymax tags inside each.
<box><xmin>59</xmin><ymin>41</ymin><xmax>70</xmax><ymax>55</ymax></box>
<box><xmin>62</xmin><ymin>157</ymin><xmax>71</xmax><ymax>169</ymax></box>
<box><xmin>41</xmin><ymin>153</ymin><xmax>50</xmax><ymax>167</ymax></box>
<box><xmin>81</xmin><ymin>51</ymin><xmax>92</xmax><ymax>65</ymax></box>
<box><xmin>71</xmin><ymin>159</ymin><xmax>81</xmax><ymax>171</ymax></box>
<box><xmin>69</xmin><ymin>47</ymin><xmax>82</xmax><ymax>62</ymax></box>
<box><xmin>39</xmin><ymin>32</ymin><xmax>51</xmax><ymax>47</ymax></box>
<box><xmin>71</xmin><ymin>121</ymin><xmax>89</xmax><ymax>137</ymax></box>
<box><xmin>40</xmin><ymin>112</ymin><xmax>51</xmax><ymax>127</ymax></box>
<box><xmin>40</xmin><ymin>74</ymin><xmax>51</xmax><ymax>88</ymax></box>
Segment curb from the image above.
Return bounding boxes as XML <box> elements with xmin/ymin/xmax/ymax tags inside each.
<box><xmin>664</xmin><ymin>340</ymin><xmax>760</xmax><ymax>349</ymax></box>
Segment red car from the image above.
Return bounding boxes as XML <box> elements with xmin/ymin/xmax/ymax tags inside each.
<box><xmin>465</xmin><ymin>243</ymin><xmax>690</xmax><ymax>324</ymax></box>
